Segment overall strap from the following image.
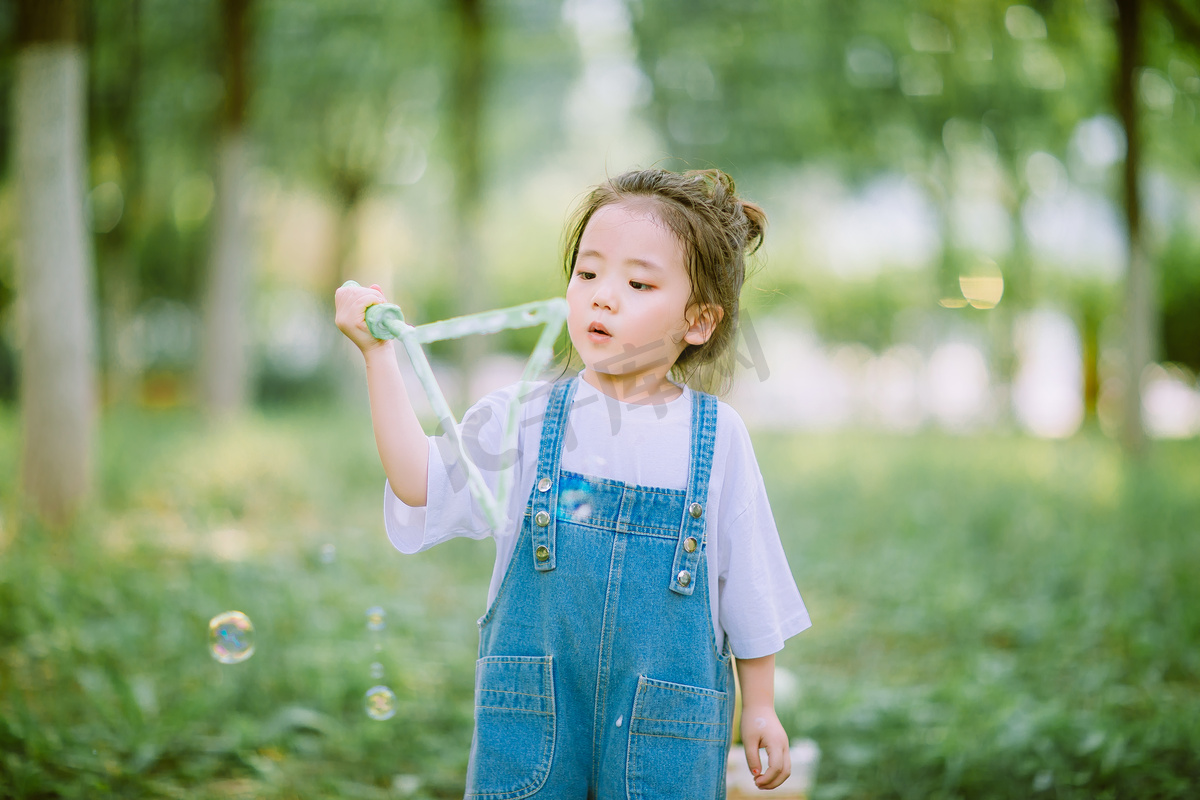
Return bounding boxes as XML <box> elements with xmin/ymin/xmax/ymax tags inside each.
<box><xmin>670</xmin><ymin>390</ymin><xmax>717</xmax><ymax>596</ymax></box>
<box><xmin>529</xmin><ymin>377</ymin><xmax>577</xmax><ymax>572</ymax></box>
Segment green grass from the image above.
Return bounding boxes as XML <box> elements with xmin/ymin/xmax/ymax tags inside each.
<box><xmin>1</xmin><ymin>406</ymin><xmax>1198</xmax><ymax>799</ymax></box>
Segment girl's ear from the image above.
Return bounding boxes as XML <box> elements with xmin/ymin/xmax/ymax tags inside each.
<box><xmin>683</xmin><ymin>304</ymin><xmax>724</xmax><ymax>346</ymax></box>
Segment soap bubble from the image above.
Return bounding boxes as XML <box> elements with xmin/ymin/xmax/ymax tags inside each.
<box><xmin>208</xmin><ymin>611</ymin><xmax>255</xmax><ymax>664</ymax></box>
<box><xmin>370</xmin><ymin>661</ymin><xmax>385</xmax><ymax>680</ymax></box>
<box><xmin>366</xmin><ymin>606</ymin><xmax>386</xmax><ymax>632</ymax></box>
<box><xmin>364</xmin><ymin>685</ymin><xmax>396</xmax><ymax>721</ymax></box>
<box><xmin>319</xmin><ymin>543</ymin><xmax>336</xmax><ymax>564</ymax></box>
<box><xmin>558</xmin><ymin>485</ymin><xmax>595</xmax><ymax>522</ymax></box>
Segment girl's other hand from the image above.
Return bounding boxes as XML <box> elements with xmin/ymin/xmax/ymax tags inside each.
<box><xmin>335</xmin><ymin>282</ymin><xmax>390</xmax><ymax>354</ymax></box>
<box><xmin>741</xmin><ymin>707</ymin><xmax>792</xmax><ymax>790</ymax></box>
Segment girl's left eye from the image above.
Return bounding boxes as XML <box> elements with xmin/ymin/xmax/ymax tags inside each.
<box><xmin>630</xmin><ymin>281</ymin><xmax>652</xmax><ymax>291</ymax></box>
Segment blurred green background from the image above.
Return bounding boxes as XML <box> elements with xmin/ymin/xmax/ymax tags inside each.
<box><xmin>1</xmin><ymin>0</ymin><xmax>1199</xmax><ymax>797</ymax></box>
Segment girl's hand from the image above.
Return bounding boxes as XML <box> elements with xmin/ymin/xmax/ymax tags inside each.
<box><xmin>335</xmin><ymin>282</ymin><xmax>390</xmax><ymax>354</ymax></box>
<box><xmin>741</xmin><ymin>706</ymin><xmax>792</xmax><ymax>790</ymax></box>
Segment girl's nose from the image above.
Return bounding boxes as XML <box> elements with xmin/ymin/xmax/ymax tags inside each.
<box><xmin>591</xmin><ymin>282</ymin><xmax>616</xmax><ymax>311</ymax></box>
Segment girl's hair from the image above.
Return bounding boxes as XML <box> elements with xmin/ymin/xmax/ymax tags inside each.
<box><xmin>560</xmin><ymin>167</ymin><xmax>767</xmax><ymax>396</ymax></box>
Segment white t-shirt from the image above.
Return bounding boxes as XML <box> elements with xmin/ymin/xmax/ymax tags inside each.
<box><xmin>384</xmin><ymin>377</ymin><xmax>811</xmax><ymax>660</ymax></box>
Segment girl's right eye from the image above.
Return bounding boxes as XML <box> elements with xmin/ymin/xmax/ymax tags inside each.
<box><xmin>575</xmin><ymin>271</ymin><xmax>595</xmax><ymax>280</ymax></box>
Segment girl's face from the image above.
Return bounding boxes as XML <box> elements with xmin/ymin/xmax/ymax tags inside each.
<box><xmin>566</xmin><ymin>201</ymin><xmax>721</xmax><ymax>403</ymax></box>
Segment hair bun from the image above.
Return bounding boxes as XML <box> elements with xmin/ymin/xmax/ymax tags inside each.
<box><xmin>682</xmin><ymin>168</ymin><xmax>766</xmax><ymax>255</ymax></box>
<box><xmin>740</xmin><ymin>198</ymin><xmax>767</xmax><ymax>254</ymax></box>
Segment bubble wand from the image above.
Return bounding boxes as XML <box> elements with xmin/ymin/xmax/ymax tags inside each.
<box><xmin>342</xmin><ymin>281</ymin><xmax>568</xmax><ymax>532</ymax></box>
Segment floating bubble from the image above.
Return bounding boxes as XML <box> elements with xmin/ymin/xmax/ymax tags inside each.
<box><xmin>209</xmin><ymin>611</ymin><xmax>255</xmax><ymax>664</ymax></box>
<box><xmin>364</xmin><ymin>685</ymin><xmax>396</xmax><ymax>721</ymax></box>
<box><xmin>319</xmin><ymin>543</ymin><xmax>336</xmax><ymax>564</ymax></box>
<box><xmin>366</xmin><ymin>606</ymin><xmax>386</xmax><ymax>632</ymax></box>
<box><xmin>374</xmin><ymin>642</ymin><xmax>383</xmax><ymax>652</ymax></box>
<box><xmin>560</xmin><ymin>487</ymin><xmax>594</xmax><ymax>521</ymax></box>
<box><xmin>370</xmin><ymin>661</ymin><xmax>385</xmax><ymax>680</ymax></box>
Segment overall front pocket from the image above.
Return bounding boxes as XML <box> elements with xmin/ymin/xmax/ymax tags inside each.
<box><xmin>626</xmin><ymin>676</ymin><xmax>729</xmax><ymax>800</ymax></box>
<box><xmin>466</xmin><ymin>655</ymin><xmax>556</xmax><ymax>800</ymax></box>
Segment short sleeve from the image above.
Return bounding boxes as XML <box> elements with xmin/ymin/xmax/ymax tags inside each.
<box><xmin>716</xmin><ymin>415</ymin><xmax>811</xmax><ymax>659</ymax></box>
<box><xmin>383</xmin><ymin>386</ymin><xmax>527</xmax><ymax>554</ymax></box>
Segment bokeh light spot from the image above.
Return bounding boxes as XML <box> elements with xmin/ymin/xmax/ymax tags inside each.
<box><xmin>959</xmin><ymin>258</ymin><xmax>1005</xmax><ymax>309</ymax></box>
<box><xmin>1139</xmin><ymin>68</ymin><xmax>1175</xmax><ymax>113</ymax></box>
<box><xmin>1005</xmin><ymin>6</ymin><xmax>1047</xmax><ymax>40</ymax></box>
<box><xmin>1021</xmin><ymin>46</ymin><xmax>1066</xmax><ymax>91</ymax></box>
<box><xmin>87</xmin><ymin>181</ymin><xmax>124</xmax><ymax>233</ymax></box>
<box><xmin>845</xmin><ymin>37</ymin><xmax>895</xmax><ymax>88</ymax></box>
<box><xmin>908</xmin><ymin>13</ymin><xmax>953</xmax><ymax>53</ymax></box>
<box><xmin>172</xmin><ymin>173</ymin><xmax>215</xmax><ymax>230</ymax></box>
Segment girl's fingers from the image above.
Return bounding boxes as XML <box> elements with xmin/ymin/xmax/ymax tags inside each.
<box><xmin>754</xmin><ymin>740</ymin><xmax>792</xmax><ymax>789</ymax></box>
<box><xmin>335</xmin><ymin>286</ymin><xmax>387</xmax><ymax>342</ymax></box>
<box><xmin>743</xmin><ymin>739</ymin><xmax>763</xmax><ymax>778</ymax></box>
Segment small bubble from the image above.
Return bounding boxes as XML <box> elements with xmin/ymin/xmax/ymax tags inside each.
<box><xmin>374</xmin><ymin>642</ymin><xmax>383</xmax><ymax>652</ymax></box>
<box><xmin>366</xmin><ymin>606</ymin><xmax>386</xmax><ymax>632</ymax></box>
<box><xmin>208</xmin><ymin>611</ymin><xmax>255</xmax><ymax>664</ymax></box>
<box><xmin>319</xmin><ymin>543</ymin><xmax>336</xmax><ymax>564</ymax></box>
<box><xmin>364</xmin><ymin>685</ymin><xmax>396</xmax><ymax>721</ymax></box>
<box><xmin>370</xmin><ymin>661</ymin><xmax>385</xmax><ymax>680</ymax></box>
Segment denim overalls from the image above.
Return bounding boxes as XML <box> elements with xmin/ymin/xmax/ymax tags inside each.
<box><xmin>466</xmin><ymin>377</ymin><xmax>734</xmax><ymax>799</ymax></box>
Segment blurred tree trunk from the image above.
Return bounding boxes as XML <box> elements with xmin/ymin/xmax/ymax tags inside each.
<box><xmin>14</xmin><ymin>0</ymin><xmax>96</xmax><ymax>526</ymax></box>
<box><xmin>1079</xmin><ymin>286</ymin><xmax>1105</xmax><ymax>423</ymax></box>
<box><xmin>448</xmin><ymin>0</ymin><xmax>490</xmax><ymax>405</ymax></box>
<box><xmin>200</xmin><ymin>0</ymin><xmax>254</xmax><ymax>418</ymax></box>
<box><xmin>88</xmin><ymin>1</ymin><xmax>143</xmax><ymax>408</ymax></box>
<box><xmin>1114</xmin><ymin>0</ymin><xmax>1152</xmax><ymax>456</ymax></box>
<box><xmin>329</xmin><ymin>172</ymin><xmax>366</xmax><ymax>294</ymax></box>
<box><xmin>999</xmin><ymin>176</ymin><xmax>1032</xmax><ymax>409</ymax></box>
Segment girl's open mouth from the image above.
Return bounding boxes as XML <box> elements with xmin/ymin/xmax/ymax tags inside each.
<box><xmin>587</xmin><ymin>322</ymin><xmax>611</xmax><ymax>341</ymax></box>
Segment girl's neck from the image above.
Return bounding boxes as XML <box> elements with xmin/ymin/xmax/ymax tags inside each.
<box><xmin>580</xmin><ymin>369</ymin><xmax>683</xmax><ymax>406</ymax></box>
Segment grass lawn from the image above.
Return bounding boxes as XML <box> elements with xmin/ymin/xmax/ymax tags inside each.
<box><xmin>1</xmin><ymin>404</ymin><xmax>1197</xmax><ymax>799</ymax></box>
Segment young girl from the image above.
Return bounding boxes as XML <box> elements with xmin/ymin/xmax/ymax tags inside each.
<box><xmin>335</xmin><ymin>168</ymin><xmax>810</xmax><ymax>797</ymax></box>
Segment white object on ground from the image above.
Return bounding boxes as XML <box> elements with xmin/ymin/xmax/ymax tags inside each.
<box><xmin>726</xmin><ymin>739</ymin><xmax>820</xmax><ymax>799</ymax></box>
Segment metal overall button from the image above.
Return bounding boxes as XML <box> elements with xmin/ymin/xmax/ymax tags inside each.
<box><xmin>683</xmin><ymin>536</ymin><xmax>698</xmax><ymax>553</ymax></box>
<box><xmin>535</xmin><ymin>510</ymin><xmax>551</xmax><ymax>527</ymax></box>
<box><xmin>676</xmin><ymin>570</ymin><xmax>692</xmax><ymax>587</ymax></box>
<box><xmin>535</xmin><ymin>545</ymin><xmax>550</xmax><ymax>562</ymax></box>
<box><xmin>537</xmin><ymin>477</ymin><xmax>551</xmax><ymax>492</ymax></box>
<box><xmin>689</xmin><ymin>503</ymin><xmax>703</xmax><ymax>519</ymax></box>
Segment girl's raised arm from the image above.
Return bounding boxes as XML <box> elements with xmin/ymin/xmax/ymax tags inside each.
<box><xmin>335</xmin><ymin>282</ymin><xmax>429</xmax><ymax>507</ymax></box>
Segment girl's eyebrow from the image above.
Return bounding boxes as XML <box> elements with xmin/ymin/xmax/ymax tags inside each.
<box><xmin>627</xmin><ymin>258</ymin><xmax>664</xmax><ymax>272</ymax></box>
<box><xmin>577</xmin><ymin>249</ymin><xmax>664</xmax><ymax>272</ymax></box>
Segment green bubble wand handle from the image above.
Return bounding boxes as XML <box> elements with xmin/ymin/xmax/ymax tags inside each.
<box><xmin>342</xmin><ymin>281</ymin><xmax>568</xmax><ymax>532</ymax></box>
